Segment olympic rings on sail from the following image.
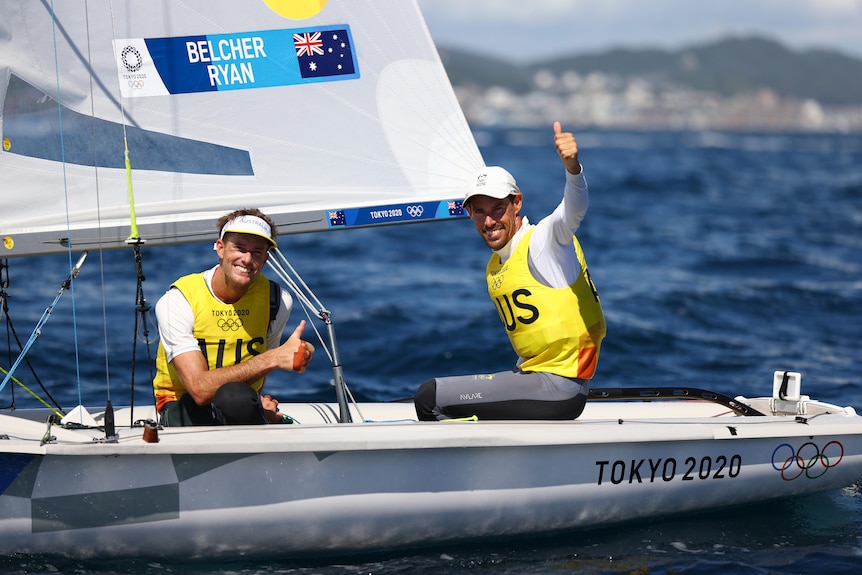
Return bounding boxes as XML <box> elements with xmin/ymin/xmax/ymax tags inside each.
<box><xmin>771</xmin><ymin>441</ymin><xmax>844</xmax><ymax>480</ymax></box>
<box><xmin>406</xmin><ymin>205</ymin><xmax>424</xmax><ymax>218</ymax></box>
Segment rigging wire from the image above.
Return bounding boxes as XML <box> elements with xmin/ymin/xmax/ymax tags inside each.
<box><xmin>0</xmin><ymin>260</ymin><xmax>67</xmax><ymax>413</ymax></box>
<box><xmin>84</xmin><ymin>0</ymin><xmax>116</xmax><ymax>412</ymax></box>
<box><xmin>107</xmin><ymin>0</ymin><xmax>157</xmax><ymax>428</ymax></box>
<box><xmin>265</xmin><ymin>252</ymin><xmax>332</xmax><ymax>364</ymax></box>
<box><xmin>0</xmin><ymin>254</ymin><xmax>88</xmax><ymax>396</ymax></box>
<box><xmin>266</xmin><ymin>249</ymin><xmax>359</xmax><ymax>423</ymax></box>
<box><xmin>48</xmin><ymin>0</ymin><xmax>86</xmax><ymax>409</ymax></box>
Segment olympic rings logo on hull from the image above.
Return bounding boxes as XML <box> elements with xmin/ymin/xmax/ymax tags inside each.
<box><xmin>771</xmin><ymin>441</ymin><xmax>844</xmax><ymax>480</ymax></box>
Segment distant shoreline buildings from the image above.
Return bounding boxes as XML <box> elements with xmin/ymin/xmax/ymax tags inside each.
<box><xmin>452</xmin><ymin>70</ymin><xmax>862</xmax><ymax>133</ymax></box>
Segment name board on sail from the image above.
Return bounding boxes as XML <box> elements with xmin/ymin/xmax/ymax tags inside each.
<box><xmin>114</xmin><ymin>25</ymin><xmax>358</xmax><ymax>98</ymax></box>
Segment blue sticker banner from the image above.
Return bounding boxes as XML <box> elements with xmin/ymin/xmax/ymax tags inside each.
<box><xmin>118</xmin><ymin>25</ymin><xmax>358</xmax><ymax>97</ymax></box>
<box><xmin>328</xmin><ymin>200</ymin><xmax>466</xmax><ymax>228</ymax></box>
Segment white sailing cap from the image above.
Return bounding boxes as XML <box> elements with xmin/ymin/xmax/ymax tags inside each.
<box><xmin>464</xmin><ymin>166</ymin><xmax>520</xmax><ymax>207</ymax></box>
<box><xmin>219</xmin><ymin>214</ymin><xmax>277</xmax><ymax>249</ymax></box>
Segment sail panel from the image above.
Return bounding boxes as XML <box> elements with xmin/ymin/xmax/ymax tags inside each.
<box><xmin>0</xmin><ymin>0</ymin><xmax>483</xmax><ymax>257</ymax></box>
<box><xmin>3</xmin><ymin>75</ymin><xmax>254</xmax><ymax>175</ymax></box>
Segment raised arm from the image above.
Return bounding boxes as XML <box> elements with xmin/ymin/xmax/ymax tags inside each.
<box><xmin>528</xmin><ymin>123</ymin><xmax>590</xmax><ymax>288</ymax></box>
<box><xmin>547</xmin><ymin>122</ymin><xmax>589</xmax><ymax>239</ymax></box>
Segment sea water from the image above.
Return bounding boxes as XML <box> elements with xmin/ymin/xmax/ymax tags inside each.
<box><xmin>2</xmin><ymin>128</ymin><xmax>861</xmax><ymax>574</ymax></box>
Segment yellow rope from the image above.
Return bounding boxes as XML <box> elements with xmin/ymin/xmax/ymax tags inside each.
<box><xmin>0</xmin><ymin>365</ymin><xmax>64</xmax><ymax>417</ymax></box>
<box><xmin>124</xmin><ymin>134</ymin><xmax>140</xmax><ymax>241</ymax></box>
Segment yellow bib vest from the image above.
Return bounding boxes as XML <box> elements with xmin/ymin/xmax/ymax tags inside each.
<box><xmin>153</xmin><ymin>272</ymin><xmax>271</xmax><ymax>411</ymax></box>
<box><xmin>486</xmin><ymin>228</ymin><xmax>606</xmax><ymax>379</ymax></box>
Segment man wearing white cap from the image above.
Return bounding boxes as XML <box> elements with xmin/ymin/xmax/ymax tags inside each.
<box><xmin>153</xmin><ymin>208</ymin><xmax>313</xmax><ymax>426</ymax></box>
<box><xmin>415</xmin><ymin>122</ymin><xmax>606</xmax><ymax>420</ymax></box>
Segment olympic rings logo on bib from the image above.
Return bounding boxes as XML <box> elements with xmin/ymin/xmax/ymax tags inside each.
<box><xmin>217</xmin><ymin>318</ymin><xmax>244</xmax><ymax>332</ymax></box>
<box><xmin>771</xmin><ymin>441</ymin><xmax>844</xmax><ymax>480</ymax></box>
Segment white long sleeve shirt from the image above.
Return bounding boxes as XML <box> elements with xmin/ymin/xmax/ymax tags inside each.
<box><xmin>493</xmin><ymin>169</ymin><xmax>589</xmax><ymax>288</ymax></box>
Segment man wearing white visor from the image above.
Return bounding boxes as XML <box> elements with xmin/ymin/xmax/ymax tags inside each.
<box><xmin>153</xmin><ymin>208</ymin><xmax>313</xmax><ymax>425</ymax></box>
<box><xmin>415</xmin><ymin>122</ymin><xmax>606</xmax><ymax>420</ymax></box>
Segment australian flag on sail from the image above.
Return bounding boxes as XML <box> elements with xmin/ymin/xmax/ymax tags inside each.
<box><xmin>293</xmin><ymin>27</ymin><xmax>356</xmax><ymax>79</ymax></box>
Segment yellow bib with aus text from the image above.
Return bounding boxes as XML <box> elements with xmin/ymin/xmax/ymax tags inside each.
<box><xmin>153</xmin><ymin>273</ymin><xmax>270</xmax><ymax>409</ymax></box>
<box><xmin>486</xmin><ymin>229</ymin><xmax>606</xmax><ymax>379</ymax></box>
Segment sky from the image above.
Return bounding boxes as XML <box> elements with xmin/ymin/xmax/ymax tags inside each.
<box><xmin>416</xmin><ymin>0</ymin><xmax>862</xmax><ymax>62</ymax></box>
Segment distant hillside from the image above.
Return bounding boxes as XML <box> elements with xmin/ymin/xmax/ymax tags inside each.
<box><xmin>438</xmin><ymin>36</ymin><xmax>862</xmax><ymax>106</ymax></box>
<box><xmin>436</xmin><ymin>46</ymin><xmax>531</xmax><ymax>93</ymax></box>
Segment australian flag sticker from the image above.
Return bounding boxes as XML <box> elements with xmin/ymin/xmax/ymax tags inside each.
<box><xmin>293</xmin><ymin>26</ymin><xmax>357</xmax><ymax>80</ymax></box>
<box><xmin>328</xmin><ymin>210</ymin><xmax>347</xmax><ymax>227</ymax></box>
<box><xmin>447</xmin><ymin>200</ymin><xmax>465</xmax><ymax>217</ymax></box>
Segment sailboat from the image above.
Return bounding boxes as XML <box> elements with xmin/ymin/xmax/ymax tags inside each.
<box><xmin>2</xmin><ymin>0</ymin><xmax>862</xmax><ymax>561</ymax></box>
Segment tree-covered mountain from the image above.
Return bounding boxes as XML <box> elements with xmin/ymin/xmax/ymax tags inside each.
<box><xmin>439</xmin><ymin>36</ymin><xmax>862</xmax><ymax>106</ymax></box>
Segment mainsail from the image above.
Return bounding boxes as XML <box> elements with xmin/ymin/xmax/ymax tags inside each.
<box><xmin>0</xmin><ymin>0</ymin><xmax>483</xmax><ymax>257</ymax></box>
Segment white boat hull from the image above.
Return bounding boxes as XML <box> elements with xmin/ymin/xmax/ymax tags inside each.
<box><xmin>2</xmin><ymin>397</ymin><xmax>861</xmax><ymax>559</ymax></box>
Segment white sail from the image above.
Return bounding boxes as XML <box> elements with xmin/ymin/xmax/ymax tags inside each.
<box><xmin>0</xmin><ymin>0</ymin><xmax>482</xmax><ymax>257</ymax></box>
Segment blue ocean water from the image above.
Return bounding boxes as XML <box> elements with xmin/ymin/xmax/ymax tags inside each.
<box><xmin>2</xmin><ymin>128</ymin><xmax>861</xmax><ymax>574</ymax></box>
